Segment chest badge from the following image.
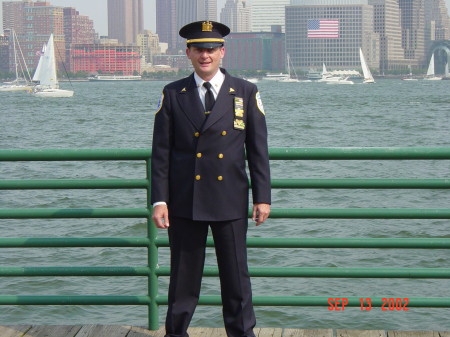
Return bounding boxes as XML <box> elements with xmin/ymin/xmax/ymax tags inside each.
<box><xmin>233</xmin><ymin>97</ymin><xmax>245</xmax><ymax>130</ymax></box>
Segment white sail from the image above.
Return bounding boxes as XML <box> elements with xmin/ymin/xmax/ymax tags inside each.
<box><xmin>36</xmin><ymin>34</ymin><xmax>58</xmax><ymax>88</ymax></box>
<box><xmin>359</xmin><ymin>48</ymin><xmax>375</xmax><ymax>84</ymax></box>
<box><xmin>424</xmin><ymin>54</ymin><xmax>442</xmax><ymax>80</ymax></box>
<box><xmin>426</xmin><ymin>54</ymin><xmax>435</xmax><ymax>76</ymax></box>
<box><xmin>32</xmin><ymin>43</ymin><xmax>46</xmax><ymax>82</ymax></box>
<box><xmin>31</xmin><ymin>34</ymin><xmax>74</xmax><ymax>97</ymax></box>
<box><xmin>427</xmin><ymin>54</ymin><xmax>434</xmax><ymax>76</ymax></box>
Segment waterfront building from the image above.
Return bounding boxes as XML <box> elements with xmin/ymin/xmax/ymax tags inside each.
<box><xmin>286</xmin><ymin>1</ymin><xmax>380</xmax><ymax>71</ymax></box>
<box><xmin>2</xmin><ymin>0</ymin><xmax>32</xmax><ymax>35</ymax></box>
<box><xmin>136</xmin><ymin>30</ymin><xmax>161</xmax><ymax>64</ymax></box>
<box><xmin>107</xmin><ymin>0</ymin><xmax>144</xmax><ymax>45</ymax></box>
<box><xmin>221</xmin><ymin>0</ymin><xmax>252</xmax><ymax>33</ymax></box>
<box><xmin>70</xmin><ymin>43</ymin><xmax>141</xmax><ymax>75</ymax></box>
<box><xmin>0</xmin><ymin>34</ymin><xmax>9</xmax><ymax>73</ymax></box>
<box><xmin>251</xmin><ymin>0</ymin><xmax>290</xmax><ymax>32</ymax></box>
<box><xmin>222</xmin><ymin>31</ymin><xmax>285</xmax><ymax>71</ymax></box>
<box><xmin>2</xmin><ymin>1</ymin><xmax>96</xmax><ymax>74</ymax></box>
<box><xmin>64</xmin><ymin>7</ymin><xmax>96</xmax><ymax>71</ymax></box>
<box><xmin>424</xmin><ymin>0</ymin><xmax>450</xmax><ymax>43</ymax></box>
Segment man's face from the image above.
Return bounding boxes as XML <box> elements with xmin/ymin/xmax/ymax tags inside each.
<box><xmin>186</xmin><ymin>46</ymin><xmax>225</xmax><ymax>81</ymax></box>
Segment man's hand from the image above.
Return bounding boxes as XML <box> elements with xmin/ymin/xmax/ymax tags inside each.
<box><xmin>152</xmin><ymin>204</ymin><xmax>170</xmax><ymax>229</ymax></box>
<box><xmin>252</xmin><ymin>203</ymin><xmax>270</xmax><ymax>226</ymax></box>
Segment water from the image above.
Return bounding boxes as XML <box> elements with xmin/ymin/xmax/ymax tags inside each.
<box><xmin>0</xmin><ymin>79</ymin><xmax>449</xmax><ymax>330</ymax></box>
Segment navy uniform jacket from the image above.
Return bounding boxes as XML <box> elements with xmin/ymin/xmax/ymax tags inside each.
<box><xmin>151</xmin><ymin>68</ymin><xmax>271</xmax><ymax>221</ymax></box>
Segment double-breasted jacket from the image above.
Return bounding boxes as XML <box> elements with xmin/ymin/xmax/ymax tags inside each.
<box><xmin>151</xmin><ymin>69</ymin><xmax>271</xmax><ymax>221</ymax></box>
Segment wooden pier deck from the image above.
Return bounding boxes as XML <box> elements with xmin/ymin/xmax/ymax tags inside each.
<box><xmin>0</xmin><ymin>325</ymin><xmax>449</xmax><ymax>337</ymax></box>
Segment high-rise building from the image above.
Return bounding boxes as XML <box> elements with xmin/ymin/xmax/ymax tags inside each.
<box><xmin>2</xmin><ymin>1</ymin><xmax>96</xmax><ymax>73</ymax></box>
<box><xmin>424</xmin><ymin>0</ymin><xmax>450</xmax><ymax>42</ymax></box>
<box><xmin>2</xmin><ymin>0</ymin><xmax>32</xmax><ymax>35</ymax></box>
<box><xmin>286</xmin><ymin>2</ymin><xmax>380</xmax><ymax>71</ymax></box>
<box><xmin>107</xmin><ymin>0</ymin><xmax>144</xmax><ymax>44</ymax></box>
<box><xmin>137</xmin><ymin>30</ymin><xmax>161</xmax><ymax>64</ymax></box>
<box><xmin>251</xmin><ymin>0</ymin><xmax>290</xmax><ymax>32</ymax></box>
<box><xmin>369</xmin><ymin>0</ymin><xmax>406</xmax><ymax>72</ymax></box>
<box><xmin>398</xmin><ymin>0</ymin><xmax>426</xmax><ymax>62</ymax></box>
<box><xmin>223</xmin><ymin>31</ymin><xmax>285</xmax><ymax>70</ymax></box>
<box><xmin>156</xmin><ymin>0</ymin><xmax>178</xmax><ymax>51</ymax></box>
<box><xmin>221</xmin><ymin>0</ymin><xmax>252</xmax><ymax>32</ymax></box>
<box><xmin>0</xmin><ymin>34</ymin><xmax>9</xmax><ymax>73</ymax></box>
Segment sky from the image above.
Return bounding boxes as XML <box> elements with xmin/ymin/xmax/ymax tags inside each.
<box><xmin>0</xmin><ymin>0</ymin><xmax>228</xmax><ymax>35</ymax></box>
<box><xmin>1</xmin><ymin>0</ymin><xmax>450</xmax><ymax>36</ymax></box>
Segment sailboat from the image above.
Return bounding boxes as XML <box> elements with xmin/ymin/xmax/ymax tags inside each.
<box><xmin>402</xmin><ymin>65</ymin><xmax>417</xmax><ymax>81</ymax></box>
<box><xmin>423</xmin><ymin>54</ymin><xmax>442</xmax><ymax>80</ymax></box>
<box><xmin>279</xmin><ymin>53</ymin><xmax>299</xmax><ymax>82</ymax></box>
<box><xmin>32</xmin><ymin>34</ymin><xmax>74</xmax><ymax>97</ymax></box>
<box><xmin>359</xmin><ymin>48</ymin><xmax>375</xmax><ymax>84</ymax></box>
<box><xmin>0</xmin><ymin>30</ymin><xmax>34</xmax><ymax>92</ymax></box>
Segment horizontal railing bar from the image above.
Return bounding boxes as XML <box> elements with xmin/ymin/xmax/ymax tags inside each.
<box><xmin>154</xmin><ymin>237</ymin><xmax>450</xmax><ymax>249</ymax></box>
<box><xmin>0</xmin><ymin>208</ymin><xmax>150</xmax><ymax>219</ymax></box>
<box><xmin>268</xmin><ymin>208</ymin><xmax>450</xmax><ymax>219</ymax></box>
<box><xmin>0</xmin><ymin>149</ymin><xmax>151</xmax><ymax>161</ymax></box>
<box><xmin>271</xmin><ymin>178</ymin><xmax>450</xmax><ymax>189</ymax></box>
<box><xmin>155</xmin><ymin>267</ymin><xmax>450</xmax><ymax>278</ymax></box>
<box><xmin>155</xmin><ymin>295</ymin><xmax>450</xmax><ymax>307</ymax></box>
<box><xmin>0</xmin><ymin>295</ymin><xmax>151</xmax><ymax>305</ymax></box>
<box><xmin>1</xmin><ymin>208</ymin><xmax>447</xmax><ymax>219</ymax></box>
<box><xmin>268</xmin><ymin>147</ymin><xmax>450</xmax><ymax>160</ymax></box>
<box><xmin>1</xmin><ymin>147</ymin><xmax>449</xmax><ymax>162</ymax></box>
<box><xmin>1</xmin><ymin>237</ymin><xmax>448</xmax><ymax>249</ymax></box>
<box><xmin>0</xmin><ymin>179</ymin><xmax>149</xmax><ymax>190</ymax></box>
<box><xmin>1</xmin><ymin>178</ymin><xmax>448</xmax><ymax>190</ymax></box>
<box><xmin>0</xmin><ymin>295</ymin><xmax>447</xmax><ymax>308</ymax></box>
<box><xmin>0</xmin><ymin>237</ymin><xmax>150</xmax><ymax>248</ymax></box>
<box><xmin>0</xmin><ymin>266</ymin><xmax>150</xmax><ymax>277</ymax></box>
<box><xmin>1</xmin><ymin>266</ymin><xmax>448</xmax><ymax>278</ymax></box>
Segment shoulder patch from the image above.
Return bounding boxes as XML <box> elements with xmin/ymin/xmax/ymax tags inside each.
<box><xmin>155</xmin><ymin>93</ymin><xmax>164</xmax><ymax>114</ymax></box>
<box><xmin>256</xmin><ymin>91</ymin><xmax>265</xmax><ymax>115</ymax></box>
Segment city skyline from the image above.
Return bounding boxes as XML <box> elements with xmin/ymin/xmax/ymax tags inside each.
<box><xmin>2</xmin><ymin>0</ymin><xmax>450</xmax><ymax>36</ymax></box>
<box><xmin>0</xmin><ymin>0</ymin><xmax>229</xmax><ymax>35</ymax></box>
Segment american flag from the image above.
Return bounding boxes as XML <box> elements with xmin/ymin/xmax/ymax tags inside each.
<box><xmin>307</xmin><ymin>19</ymin><xmax>339</xmax><ymax>39</ymax></box>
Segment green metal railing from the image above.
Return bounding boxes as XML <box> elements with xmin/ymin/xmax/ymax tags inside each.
<box><xmin>0</xmin><ymin>147</ymin><xmax>449</xmax><ymax>329</ymax></box>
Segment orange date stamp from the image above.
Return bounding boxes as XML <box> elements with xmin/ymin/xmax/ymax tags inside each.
<box><xmin>327</xmin><ymin>297</ymin><xmax>410</xmax><ymax>311</ymax></box>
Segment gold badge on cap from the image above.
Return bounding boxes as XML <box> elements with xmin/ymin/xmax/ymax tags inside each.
<box><xmin>202</xmin><ymin>21</ymin><xmax>213</xmax><ymax>32</ymax></box>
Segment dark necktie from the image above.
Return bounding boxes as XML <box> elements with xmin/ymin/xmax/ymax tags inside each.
<box><xmin>203</xmin><ymin>82</ymin><xmax>215</xmax><ymax>114</ymax></box>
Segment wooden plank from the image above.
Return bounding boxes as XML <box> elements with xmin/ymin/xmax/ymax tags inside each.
<box><xmin>187</xmin><ymin>327</ymin><xmax>215</xmax><ymax>337</ymax></box>
<box><xmin>74</xmin><ymin>324</ymin><xmax>130</xmax><ymax>337</ymax></box>
<box><xmin>283</xmin><ymin>329</ymin><xmax>334</xmax><ymax>337</ymax></box>
<box><xmin>127</xmin><ymin>326</ymin><xmax>165</xmax><ymax>337</ymax></box>
<box><xmin>24</xmin><ymin>325</ymin><xmax>82</xmax><ymax>337</ymax></box>
<box><xmin>439</xmin><ymin>333</ymin><xmax>450</xmax><ymax>337</ymax></box>
<box><xmin>387</xmin><ymin>332</ymin><xmax>440</xmax><ymax>337</ymax></box>
<box><xmin>0</xmin><ymin>325</ymin><xmax>32</xmax><ymax>337</ymax></box>
<box><xmin>254</xmin><ymin>327</ymin><xmax>283</xmax><ymax>337</ymax></box>
<box><xmin>337</xmin><ymin>329</ymin><xmax>387</xmax><ymax>337</ymax></box>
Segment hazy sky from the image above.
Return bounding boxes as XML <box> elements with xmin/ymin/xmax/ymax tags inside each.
<box><xmin>1</xmin><ymin>0</ymin><xmax>450</xmax><ymax>36</ymax></box>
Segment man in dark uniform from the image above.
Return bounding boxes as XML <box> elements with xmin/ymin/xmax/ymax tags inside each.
<box><xmin>151</xmin><ymin>20</ymin><xmax>271</xmax><ymax>337</ymax></box>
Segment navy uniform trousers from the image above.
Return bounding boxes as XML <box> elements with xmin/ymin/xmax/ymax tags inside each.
<box><xmin>165</xmin><ymin>216</ymin><xmax>255</xmax><ymax>337</ymax></box>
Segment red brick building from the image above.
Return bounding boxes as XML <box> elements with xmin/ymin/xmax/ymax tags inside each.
<box><xmin>70</xmin><ymin>44</ymin><xmax>141</xmax><ymax>75</ymax></box>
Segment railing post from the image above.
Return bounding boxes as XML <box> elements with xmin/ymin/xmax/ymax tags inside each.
<box><xmin>146</xmin><ymin>158</ymin><xmax>159</xmax><ymax>330</ymax></box>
